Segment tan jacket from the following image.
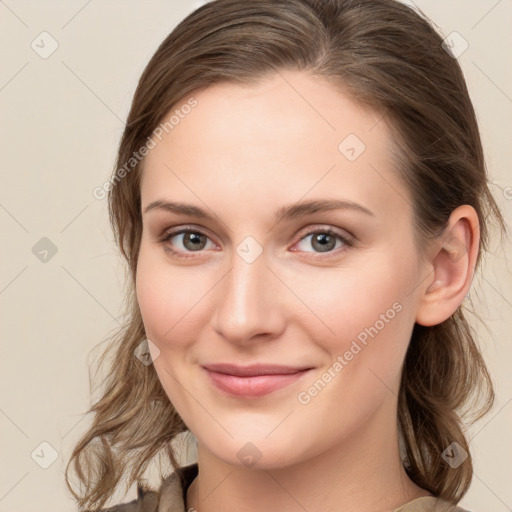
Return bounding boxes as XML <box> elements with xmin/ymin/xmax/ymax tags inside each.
<box><xmin>101</xmin><ymin>463</ymin><xmax>470</xmax><ymax>512</ymax></box>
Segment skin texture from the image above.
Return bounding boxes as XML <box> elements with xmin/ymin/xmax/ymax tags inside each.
<box><xmin>136</xmin><ymin>70</ymin><xmax>479</xmax><ymax>512</ymax></box>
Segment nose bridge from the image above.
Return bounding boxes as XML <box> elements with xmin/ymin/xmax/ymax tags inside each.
<box><xmin>212</xmin><ymin>246</ymin><xmax>282</xmax><ymax>342</ymax></box>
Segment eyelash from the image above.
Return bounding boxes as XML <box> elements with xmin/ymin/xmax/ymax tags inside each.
<box><xmin>159</xmin><ymin>224</ymin><xmax>355</xmax><ymax>260</ymax></box>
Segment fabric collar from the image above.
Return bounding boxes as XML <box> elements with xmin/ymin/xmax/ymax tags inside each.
<box><xmin>136</xmin><ymin>462</ymin><xmax>468</xmax><ymax>512</ymax></box>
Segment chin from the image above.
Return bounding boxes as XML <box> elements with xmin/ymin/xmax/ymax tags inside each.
<box><xmin>201</xmin><ymin>436</ymin><xmax>308</xmax><ymax>471</ymax></box>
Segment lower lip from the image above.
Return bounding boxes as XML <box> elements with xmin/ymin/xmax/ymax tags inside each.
<box><xmin>203</xmin><ymin>368</ymin><xmax>312</xmax><ymax>398</ymax></box>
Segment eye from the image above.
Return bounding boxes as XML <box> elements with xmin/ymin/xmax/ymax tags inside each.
<box><xmin>160</xmin><ymin>227</ymin><xmax>216</xmax><ymax>259</ymax></box>
<box><xmin>292</xmin><ymin>228</ymin><xmax>354</xmax><ymax>256</ymax></box>
<box><xmin>159</xmin><ymin>225</ymin><xmax>354</xmax><ymax>260</ymax></box>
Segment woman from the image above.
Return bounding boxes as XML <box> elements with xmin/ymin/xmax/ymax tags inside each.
<box><xmin>66</xmin><ymin>0</ymin><xmax>506</xmax><ymax>511</ymax></box>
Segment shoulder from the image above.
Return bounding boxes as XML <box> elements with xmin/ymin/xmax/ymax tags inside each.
<box><xmin>96</xmin><ymin>463</ymin><xmax>198</xmax><ymax>512</ymax></box>
<box><xmin>99</xmin><ymin>483</ymin><xmax>159</xmax><ymax>512</ymax></box>
<box><xmin>394</xmin><ymin>495</ymin><xmax>473</xmax><ymax>512</ymax></box>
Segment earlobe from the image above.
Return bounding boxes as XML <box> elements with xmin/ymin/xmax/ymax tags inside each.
<box><xmin>415</xmin><ymin>205</ymin><xmax>480</xmax><ymax>327</ymax></box>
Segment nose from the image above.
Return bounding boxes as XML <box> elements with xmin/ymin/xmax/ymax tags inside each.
<box><xmin>211</xmin><ymin>247</ymin><xmax>286</xmax><ymax>345</ymax></box>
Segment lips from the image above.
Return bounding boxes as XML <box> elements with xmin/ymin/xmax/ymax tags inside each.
<box><xmin>202</xmin><ymin>363</ymin><xmax>312</xmax><ymax>377</ymax></box>
<box><xmin>202</xmin><ymin>363</ymin><xmax>313</xmax><ymax>398</ymax></box>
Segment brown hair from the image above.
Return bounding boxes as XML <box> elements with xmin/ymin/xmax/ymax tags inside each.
<box><xmin>65</xmin><ymin>0</ymin><xmax>506</xmax><ymax>510</ymax></box>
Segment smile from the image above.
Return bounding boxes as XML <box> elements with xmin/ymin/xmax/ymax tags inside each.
<box><xmin>203</xmin><ymin>367</ymin><xmax>313</xmax><ymax>398</ymax></box>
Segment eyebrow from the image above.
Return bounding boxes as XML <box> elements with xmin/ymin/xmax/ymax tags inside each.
<box><xmin>143</xmin><ymin>198</ymin><xmax>374</xmax><ymax>224</ymax></box>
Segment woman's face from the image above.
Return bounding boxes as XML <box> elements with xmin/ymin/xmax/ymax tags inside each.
<box><xmin>136</xmin><ymin>70</ymin><xmax>429</xmax><ymax>469</ymax></box>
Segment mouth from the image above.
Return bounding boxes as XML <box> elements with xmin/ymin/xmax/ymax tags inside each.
<box><xmin>202</xmin><ymin>363</ymin><xmax>314</xmax><ymax>398</ymax></box>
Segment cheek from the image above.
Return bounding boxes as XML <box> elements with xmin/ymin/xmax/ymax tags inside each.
<box><xmin>135</xmin><ymin>249</ymin><xmax>208</xmax><ymax>417</ymax></box>
<box><xmin>296</xmin><ymin>256</ymin><xmax>416</xmax><ymax>383</ymax></box>
<box><xmin>135</xmin><ymin>245</ymin><xmax>212</xmax><ymax>350</ymax></box>
<box><xmin>288</xmin><ymin>261</ymin><xmax>411</xmax><ymax>342</ymax></box>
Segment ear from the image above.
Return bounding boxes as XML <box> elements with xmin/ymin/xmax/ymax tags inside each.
<box><xmin>415</xmin><ymin>205</ymin><xmax>480</xmax><ymax>327</ymax></box>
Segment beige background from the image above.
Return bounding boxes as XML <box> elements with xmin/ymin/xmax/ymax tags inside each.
<box><xmin>0</xmin><ymin>1</ymin><xmax>511</xmax><ymax>511</ymax></box>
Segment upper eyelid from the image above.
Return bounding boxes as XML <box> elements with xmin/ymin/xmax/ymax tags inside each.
<box><xmin>161</xmin><ymin>225</ymin><xmax>218</xmax><ymax>243</ymax></box>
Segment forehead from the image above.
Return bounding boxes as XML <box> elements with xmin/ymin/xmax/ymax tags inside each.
<box><xmin>140</xmin><ymin>70</ymin><xmax>411</xmax><ymax>223</ymax></box>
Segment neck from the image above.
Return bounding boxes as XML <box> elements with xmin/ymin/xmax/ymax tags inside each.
<box><xmin>186</xmin><ymin>397</ymin><xmax>430</xmax><ymax>512</ymax></box>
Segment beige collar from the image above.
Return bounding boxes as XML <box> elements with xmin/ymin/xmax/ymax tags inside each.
<box><xmin>135</xmin><ymin>463</ymin><xmax>467</xmax><ymax>512</ymax></box>
<box><xmin>157</xmin><ymin>463</ymin><xmax>198</xmax><ymax>512</ymax></box>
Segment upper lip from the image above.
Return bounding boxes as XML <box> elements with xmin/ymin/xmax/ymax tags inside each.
<box><xmin>203</xmin><ymin>363</ymin><xmax>313</xmax><ymax>377</ymax></box>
